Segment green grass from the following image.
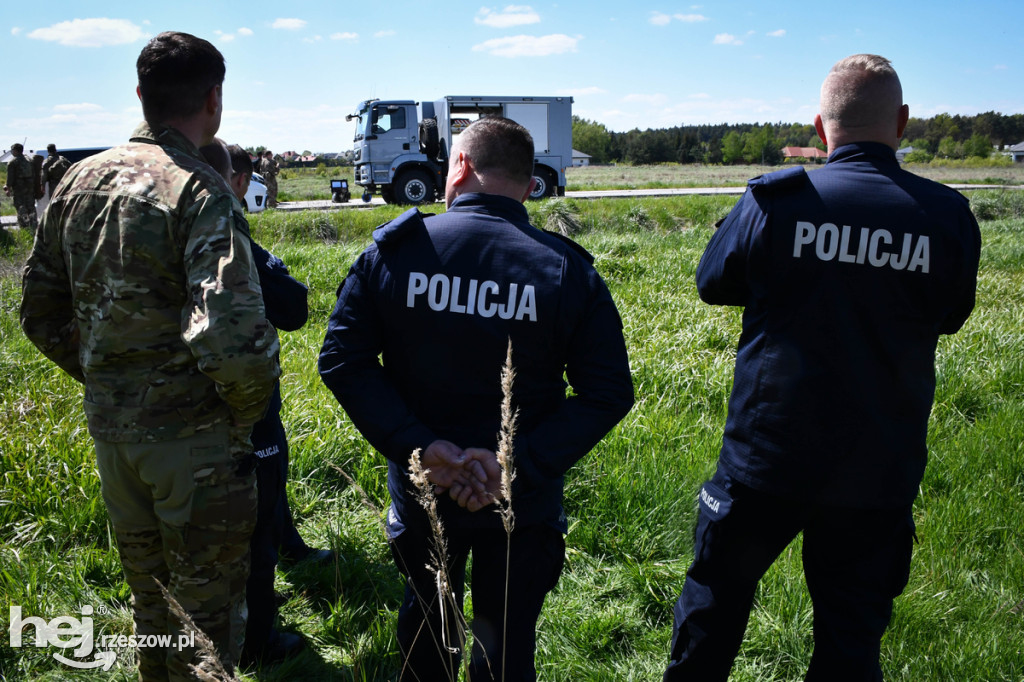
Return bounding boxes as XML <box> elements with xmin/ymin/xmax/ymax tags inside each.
<box><xmin>2</xmin><ymin>193</ymin><xmax>1023</xmax><ymax>680</ymax></box>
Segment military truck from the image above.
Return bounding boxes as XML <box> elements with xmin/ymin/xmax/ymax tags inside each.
<box><xmin>347</xmin><ymin>95</ymin><xmax>573</xmax><ymax>204</ymax></box>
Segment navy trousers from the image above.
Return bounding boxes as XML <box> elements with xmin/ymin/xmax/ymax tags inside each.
<box><xmin>245</xmin><ymin>411</ymin><xmax>289</xmax><ymax>649</ymax></box>
<box><xmin>389</xmin><ymin>518</ymin><xmax>565</xmax><ymax>682</ymax></box>
<box><xmin>665</xmin><ymin>468</ymin><xmax>915</xmax><ymax>682</ymax></box>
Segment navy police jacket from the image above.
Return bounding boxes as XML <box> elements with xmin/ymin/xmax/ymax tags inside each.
<box><xmin>698</xmin><ymin>143</ymin><xmax>980</xmax><ymax>508</ymax></box>
<box><xmin>319</xmin><ymin>193</ymin><xmax>634</xmax><ymax>531</ymax></box>
<box><xmin>250</xmin><ymin>239</ymin><xmax>308</xmax><ymax>459</ymax></box>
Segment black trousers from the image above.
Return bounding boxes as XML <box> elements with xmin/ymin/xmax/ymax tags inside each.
<box><xmin>390</xmin><ymin>520</ymin><xmax>565</xmax><ymax>682</ymax></box>
<box><xmin>665</xmin><ymin>467</ymin><xmax>915</xmax><ymax>682</ymax></box>
<box><xmin>245</xmin><ymin>415</ymin><xmax>289</xmax><ymax>649</ymax></box>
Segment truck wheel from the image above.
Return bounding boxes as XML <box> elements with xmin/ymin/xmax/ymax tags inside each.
<box><xmin>420</xmin><ymin>118</ymin><xmax>440</xmax><ymax>159</ymax></box>
<box><xmin>380</xmin><ymin>186</ymin><xmax>395</xmax><ymax>204</ymax></box>
<box><xmin>394</xmin><ymin>169</ymin><xmax>434</xmax><ymax>205</ymax></box>
<box><xmin>529</xmin><ymin>168</ymin><xmax>556</xmax><ymax>200</ymax></box>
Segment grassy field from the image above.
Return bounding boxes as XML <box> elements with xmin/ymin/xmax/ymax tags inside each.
<box><xmin>1</xmin><ymin>192</ymin><xmax>1023</xmax><ymax>681</ymax></box>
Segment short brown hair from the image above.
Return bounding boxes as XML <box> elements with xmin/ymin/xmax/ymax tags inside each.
<box><xmin>137</xmin><ymin>31</ymin><xmax>225</xmax><ymax>125</ymax></box>
<box><xmin>458</xmin><ymin>116</ymin><xmax>535</xmax><ymax>185</ymax></box>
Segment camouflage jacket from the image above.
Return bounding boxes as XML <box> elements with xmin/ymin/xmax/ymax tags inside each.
<box><xmin>21</xmin><ymin>122</ymin><xmax>280</xmax><ymax>442</ymax></box>
<box><xmin>5</xmin><ymin>154</ymin><xmax>34</xmax><ymax>197</ymax></box>
<box><xmin>259</xmin><ymin>157</ymin><xmax>278</xmax><ymax>178</ymax></box>
<box><xmin>41</xmin><ymin>154</ymin><xmax>71</xmax><ymax>192</ymax></box>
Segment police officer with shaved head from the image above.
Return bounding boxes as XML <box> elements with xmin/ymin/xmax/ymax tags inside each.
<box><xmin>319</xmin><ymin>116</ymin><xmax>634</xmax><ymax>681</ymax></box>
<box><xmin>664</xmin><ymin>54</ymin><xmax>981</xmax><ymax>681</ymax></box>
<box><xmin>22</xmin><ymin>32</ymin><xmax>279</xmax><ymax>680</ymax></box>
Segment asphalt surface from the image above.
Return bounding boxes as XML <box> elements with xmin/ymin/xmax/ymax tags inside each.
<box><xmin>4</xmin><ymin>184</ymin><xmax>1021</xmax><ymax>227</ymax></box>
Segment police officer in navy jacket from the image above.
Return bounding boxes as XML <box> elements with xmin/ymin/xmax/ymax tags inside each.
<box><xmin>319</xmin><ymin>116</ymin><xmax>633</xmax><ymax>681</ymax></box>
<box><xmin>665</xmin><ymin>54</ymin><xmax>980</xmax><ymax>681</ymax></box>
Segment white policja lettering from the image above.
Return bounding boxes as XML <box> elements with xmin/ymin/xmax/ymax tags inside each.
<box><xmin>793</xmin><ymin>221</ymin><xmax>929</xmax><ymax>273</ymax></box>
<box><xmin>407</xmin><ymin>272</ymin><xmax>538</xmax><ymax>321</ymax></box>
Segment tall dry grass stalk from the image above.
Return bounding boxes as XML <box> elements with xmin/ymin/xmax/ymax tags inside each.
<box><xmin>157</xmin><ymin>580</ymin><xmax>240</xmax><ymax>682</ymax></box>
<box><xmin>496</xmin><ymin>338</ymin><xmax>519</xmax><ymax>534</ymax></box>
<box><xmin>408</xmin><ymin>448</ymin><xmax>467</xmax><ymax>680</ymax></box>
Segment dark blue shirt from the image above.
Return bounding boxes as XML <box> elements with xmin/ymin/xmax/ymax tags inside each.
<box><xmin>319</xmin><ymin>193</ymin><xmax>634</xmax><ymax>531</ymax></box>
<box><xmin>697</xmin><ymin>143</ymin><xmax>980</xmax><ymax>508</ymax></box>
<box><xmin>250</xmin><ymin>239</ymin><xmax>308</xmax><ymax>455</ymax></box>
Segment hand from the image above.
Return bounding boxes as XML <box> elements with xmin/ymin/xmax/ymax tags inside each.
<box><xmin>420</xmin><ymin>440</ymin><xmax>486</xmax><ymax>498</ymax></box>
<box><xmin>448</xmin><ymin>448</ymin><xmax>502</xmax><ymax>512</ymax></box>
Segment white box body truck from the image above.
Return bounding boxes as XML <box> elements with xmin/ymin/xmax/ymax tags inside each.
<box><xmin>348</xmin><ymin>95</ymin><xmax>573</xmax><ymax>204</ymax></box>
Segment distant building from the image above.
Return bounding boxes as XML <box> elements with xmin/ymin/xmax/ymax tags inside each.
<box><xmin>1009</xmin><ymin>142</ymin><xmax>1024</xmax><ymax>163</ymax></box>
<box><xmin>781</xmin><ymin>146</ymin><xmax>828</xmax><ymax>162</ymax></box>
<box><xmin>896</xmin><ymin>146</ymin><xmax>915</xmax><ymax>163</ymax></box>
<box><xmin>572</xmin><ymin>149</ymin><xmax>592</xmax><ymax>167</ymax></box>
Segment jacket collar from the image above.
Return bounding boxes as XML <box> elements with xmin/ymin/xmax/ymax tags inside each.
<box><xmin>448</xmin><ymin>192</ymin><xmax>530</xmax><ymax>224</ymax></box>
<box><xmin>128</xmin><ymin>121</ymin><xmax>203</xmax><ymax>160</ymax></box>
<box><xmin>827</xmin><ymin>142</ymin><xmax>899</xmax><ymax>167</ymax></box>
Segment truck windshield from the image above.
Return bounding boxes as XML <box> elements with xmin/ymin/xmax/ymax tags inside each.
<box><xmin>353</xmin><ymin>112</ymin><xmax>368</xmax><ymax>142</ymax></box>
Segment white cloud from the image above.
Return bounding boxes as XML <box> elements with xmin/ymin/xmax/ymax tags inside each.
<box><xmin>476</xmin><ymin>6</ymin><xmax>541</xmax><ymax>28</ymax></box>
<box><xmin>215</xmin><ymin>31</ymin><xmax>236</xmax><ymax>42</ymax></box>
<box><xmin>713</xmin><ymin>33</ymin><xmax>743</xmax><ymax>45</ymax></box>
<box><xmin>238</xmin><ymin>28</ymin><xmax>253</xmax><ymax>37</ymax></box>
<box><xmin>472</xmin><ymin>34</ymin><xmax>578</xmax><ymax>57</ymax></box>
<box><xmin>302</xmin><ymin>35</ymin><xmax>323</xmax><ymax>43</ymax></box>
<box><xmin>54</xmin><ymin>103</ymin><xmax>103</xmax><ymax>112</ymax></box>
<box><xmin>651</xmin><ymin>12</ymin><xmax>708</xmax><ymax>25</ymax></box>
<box><xmin>374</xmin><ymin>30</ymin><xmax>396</xmax><ymax>38</ymax></box>
<box><xmin>272</xmin><ymin>18</ymin><xmax>307</xmax><ymax>30</ymax></box>
<box><xmin>767</xmin><ymin>29</ymin><xmax>785</xmax><ymax>37</ymax></box>
<box><xmin>11</xmin><ymin>27</ymin><xmax>22</xmax><ymax>36</ymax></box>
<box><xmin>27</xmin><ymin>18</ymin><xmax>146</xmax><ymax>48</ymax></box>
<box><xmin>331</xmin><ymin>32</ymin><xmax>359</xmax><ymax>41</ymax></box>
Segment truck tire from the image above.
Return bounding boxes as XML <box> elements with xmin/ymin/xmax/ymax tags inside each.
<box><xmin>529</xmin><ymin>168</ymin><xmax>556</xmax><ymax>200</ymax></box>
<box><xmin>393</xmin><ymin>169</ymin><xmax>434</xmax><ymax>205</ymax></box>
<box><xmin>420</xmin><ymin>118</ymin><xmax>440</xmax><ymax>159</ymax></box>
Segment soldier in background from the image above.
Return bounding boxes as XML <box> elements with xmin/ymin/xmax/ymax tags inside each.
<box><xmin>21</xmin><ymin>32</ymin><xmax>279</xmax><ymax>680</ymax></box>
<box><xmin>259</xmin><ymin>150</ymin><xmax>279</xmax><ymax>207</ymax></box>
<box><xmin>4</xmin><ymin>143</ymin><xmax>38</xmax><ymax>230</ymax></box>
<box><xmin>40</xmin><ymin>143</ymin><xmax>71</xmax><ymax>198</ymax></box>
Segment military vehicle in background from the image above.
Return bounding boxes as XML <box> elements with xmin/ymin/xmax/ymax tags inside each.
<box><xmin>347</xmin><ymin>95</ymin><xmax>573</xmax><ymax>205</ymax></box>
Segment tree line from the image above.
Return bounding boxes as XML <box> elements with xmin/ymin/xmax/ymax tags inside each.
<box><xmin>573</xmin><ymin>112</ymin><xmax>1024</xmax><ymax>165</ymax></box>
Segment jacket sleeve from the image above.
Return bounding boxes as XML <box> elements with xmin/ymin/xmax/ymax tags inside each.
<box><xmin>181</xmin><ymin>196</ymin><xmax>280</xmax><ymax>426</ymax></box>
<box><xmin>695</xmin><ymin>191</ymin><xmax>765</xmax><ymax>307</ymax></box>
<box><xmin>514</xmin><ymin>261</ymin><xmax>634</xmax><ymax>486</ymax></box>
<box><xmin>318</xmin><ymin>250</ymin><xmax>437</xmax><ymax>464</ymax></box>
<box><xmin>938</xmin><ymin>207</ymin><xmax>982</xmax><ymax>335</ymax></box>
<box><xmin>20</xmin><ymin>208</ymin><xmax>85</xmax><ymax>382</ymax></box>
<box><xmin>250</xmin><ymin>238</ymin><xmax>309</xmax><ymax>332</ymax></box>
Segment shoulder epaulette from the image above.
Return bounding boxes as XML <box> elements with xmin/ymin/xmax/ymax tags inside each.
<box><xmin>372</xmin><ymin>207</ymin><xmax>432</xmax><ymax>248</ymax></box>
<box><xmin>747</xmin><ymin>166</ymin><xmax>808</xmax><ymax>194</ymax></box>
<box><xmin>544</xmin><ymin>230</ymin><xmax>595</xmax><ymax>265</ymax></box>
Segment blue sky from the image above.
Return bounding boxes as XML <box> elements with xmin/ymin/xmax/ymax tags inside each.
<box><xmin>3</xmin><ymin>1</ymin><xmax>1023</xmax><ymax>154</ymax></box>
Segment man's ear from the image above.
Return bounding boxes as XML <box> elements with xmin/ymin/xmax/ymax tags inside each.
<box><xmin>519</xmin><ymin>177</ymin><xmax>538</xmax><ymax>203</ymax></box>
<box><xmin>813</xmin><ymin>114</ymin><xmax>827</xmax><ymax>148</ymax></box>
<box><xmin>449</xmin><ymin>151</ymin><xmax>471</xmax><ymax>187</ymax></box>
<box><xmin>206</xmin><ymin>84</ymin><xmax>222</xmax><ymax>115</ymax></box>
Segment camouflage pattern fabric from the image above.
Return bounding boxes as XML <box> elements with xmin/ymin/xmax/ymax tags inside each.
<box><xmin>41</xmin><ymin>153</ymin><xmax>71</xmax><ymax>196</ymax></box>
<box><xmin>20</xmin><ymin>121</ymin><xmax>279</xmax><ymax>679</ymax></box>
<box><xmin>97</xmin><ymin>425</ymin><xmax>257</xmax><ymax>681</ymax></box>
<box><xmin>21</xmin><ymin>122</ymin><xmax>280</xmax><ymax>442</ymax></box>
<box><xmin>6</xmin><ymin>154</ymin><xmax>37</xmax><ymax>229</ymax></box>
<box><xmin>259</xmin><ymin>157</ymin><xmax>278</xmax><ymax>207</ymax></box>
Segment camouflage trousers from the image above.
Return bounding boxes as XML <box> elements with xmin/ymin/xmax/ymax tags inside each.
<box><xmin>12</xmin><ymin>192</ymin><xmax>37</xmax><ymax>230</ymax></box>
<box><xmin>94</xmin><ymin>425</ymin><xmax>257</xmax><ymax>682</ymax></box>
<box><xmin>265</xmin><ymin>177</ymin><xmax>278</xmax><ymax>207</ymax></box>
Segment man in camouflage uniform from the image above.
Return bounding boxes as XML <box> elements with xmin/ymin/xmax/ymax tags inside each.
<box><xmin>4</xmin><ymin>142</ymin><xmax>37</xmax><ymax>229</ymax></box>
<box><xmin>259</xmin><ymin>150</ymin><xmax>279</xmax><ymax>207</ymax></box>
<box><xmin>21</xmin><ymin>32</ymin><xmax>279</xmax><ymax>681</ymax></box>
<box><xmin>40</xmin><ymin>143</ymin><xmax>71</xmax><ymax>198</ymax></box>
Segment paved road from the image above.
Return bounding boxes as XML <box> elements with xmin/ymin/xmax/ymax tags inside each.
<box><xmin>4</xmin><ymin>184</ymin><xmax>1021</xmax><ymax>227</ymax></box>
